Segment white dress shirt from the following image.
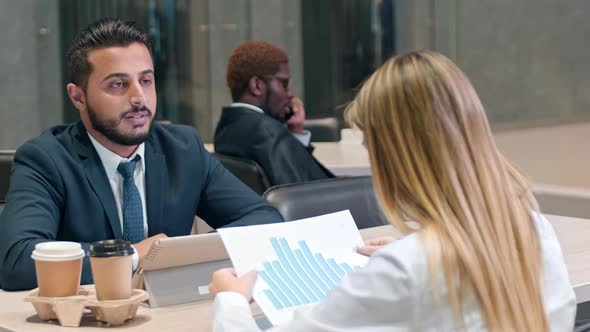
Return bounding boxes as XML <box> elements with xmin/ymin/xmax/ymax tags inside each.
<box><xmin>88</xmin><ymin>133</ymin><xmax>148</xmax><ymax>236</ymax></box>
<box><xmin>212</xmin><ymin>213</ymin><xmax>576</xmax><ymax>331</ymax></box>
<box><xmin>230</xmin><ymin>102</ymin><xmax>312</xmax><ymax>147</ymax></box>
<box><xmin>88</xmin><ymin>134</ymin><xmax>147</xmax><ymax>269</ymax></box>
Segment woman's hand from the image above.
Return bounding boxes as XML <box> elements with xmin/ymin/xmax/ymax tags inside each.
<box><xmin>356</xmin><ymin>236</ymin><xmax>395</xmax><ymax>256</ymax></box>
<box><xmin>209</xmin><ymin>268</ymin><xmax>258</xmax><ymax>301</ymax></box>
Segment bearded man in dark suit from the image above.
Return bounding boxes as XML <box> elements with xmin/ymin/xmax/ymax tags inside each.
<box><xmin>0</xmin><ymin>18</ymin><xmax>282</xmax><ymax>291</ymax></box>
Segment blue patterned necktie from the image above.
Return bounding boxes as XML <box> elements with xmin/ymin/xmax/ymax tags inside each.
<box><xmin>117</xmin><ymin>155</ymin><xmax>145</xmax><ymax>243</ymax></box>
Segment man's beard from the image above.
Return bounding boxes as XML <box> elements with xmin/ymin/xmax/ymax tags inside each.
<box><xmin>261</xmin><ymin>89</ymin><xmax>288</xmax><ymax>124</ymax></box>
<box><xmin>87</xmin><ymin>104</ymin><xmax>153</xmax><ymax>146</ymax></box>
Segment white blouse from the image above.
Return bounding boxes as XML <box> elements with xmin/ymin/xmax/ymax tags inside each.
<box><xmin>213</xmin><ymin>214</ymin><xmax>576</xmax><ymax>331</ymax></box>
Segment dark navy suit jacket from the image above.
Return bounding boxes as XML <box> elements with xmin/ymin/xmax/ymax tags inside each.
<box><xmin>214</xmin><ymin>106</ymin><xmax>335</xmax><ymax>187</ymax></box>
<box><xmin>0</xmin><ymin>121</ymin><xmax>282</xmax><ymax>290</ymax></box>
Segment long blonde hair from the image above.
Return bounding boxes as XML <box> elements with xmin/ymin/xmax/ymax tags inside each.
<box><xmin>346</xmin><ymin>51</ymin><xmax>547</xmax><ymax>331</ymax></box>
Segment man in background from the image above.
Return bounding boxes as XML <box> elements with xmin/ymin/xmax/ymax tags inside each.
<box><xmin>214</xmin><ymin>40</ymin><xmax>335</xmax><ymax>187</ymax></box>
<box><xmin>0</xmin><ymin>18</ymin><xmax>282</xmax><ymax>291</ymax></box>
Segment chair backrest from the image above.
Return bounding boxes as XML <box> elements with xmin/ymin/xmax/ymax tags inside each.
<box><xmin>0</xmin><ymin>150</ymin><xmax>15</xmax><ymax>202</ymax></box>
<box><xmin>263</xmin><ymin>176</ymin><xmax>388</xmax><ymax>229</ymax></box>
<box><xmin>533</xmin><ymin>184</ymin><xmax>590</xmax><ymax>219</ymax></box>
<box><xmin>212</xmin><ymin>152</ymin><xmax>270</xmax><ymax>195</ymax></box>
<box><xmin>304</xmin><ymin>117</ymin><xmax>341</xmax><ymax>142</ymax></box>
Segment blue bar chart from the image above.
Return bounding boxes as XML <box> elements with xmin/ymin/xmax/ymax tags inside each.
<box><xmin>218</xmin><ymin>210</ymin><xmax>367</xmax><ymax>325</ymax></box>
<box><xmin>259</xmin><ymin>237</ymin><xmax>361</xmax><ymax>310</ymax></box>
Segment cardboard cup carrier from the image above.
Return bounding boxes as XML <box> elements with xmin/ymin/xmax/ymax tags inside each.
<box><xmin>25</xmin><ymin>240</ymin><xmax>148</xmax><ymax>327</ymax></box>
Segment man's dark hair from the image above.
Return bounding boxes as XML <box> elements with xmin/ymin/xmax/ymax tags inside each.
<box><xmin>66</xmin><ymin>17</ymin><xmax>153</xmax><ymax>89</ymax></box>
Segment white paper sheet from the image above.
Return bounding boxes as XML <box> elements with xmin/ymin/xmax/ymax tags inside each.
<box><xmin>218</xmin><ymin>210</ymin><xmax>369</xmax><ymax>325</ymax></box>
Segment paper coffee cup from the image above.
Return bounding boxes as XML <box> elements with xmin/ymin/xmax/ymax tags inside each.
<box><xmin>89</xmin><ymin>240</ymin><xmax>134</xmax><ymax>301</ymax></box>
<box><xmin>31</xmin><ymin>241</ymin><xmax>85</xmax><ymax>297</ymax></box>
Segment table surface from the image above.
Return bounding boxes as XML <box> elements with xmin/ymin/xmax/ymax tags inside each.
<box><xmin>1</xmin><ymin>214</ymin><xmax>588</xmax><ymax>331</ymax></box>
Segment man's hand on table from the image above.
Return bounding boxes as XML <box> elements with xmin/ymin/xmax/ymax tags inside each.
<box><xmin>134</xmin><ymin>233</ymin><xmax>168</xmax><ymax>264</ymax></box>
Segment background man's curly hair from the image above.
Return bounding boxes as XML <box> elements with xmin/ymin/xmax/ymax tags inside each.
<box><xmin>226</xmin><ymin>40</ymin><xmax>288</xmax><ymax>101</ymax></box>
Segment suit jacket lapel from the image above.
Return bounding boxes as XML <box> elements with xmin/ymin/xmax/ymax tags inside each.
<box><xmin>144</xmin><ymin>139</ymin><xmax>166</xmax><ymax>236</ymax></box>
<box><xmin>73</xmin><ymin>122</ymin><xmax>123</xmax><ymax>239</ymax></box>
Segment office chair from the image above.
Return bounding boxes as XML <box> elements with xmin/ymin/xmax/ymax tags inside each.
<box><xmin>533</xmin><ymin>184</ymin><xmax>590</xmax><ymax>219</ymax></box>
<box><xmin>0</xmin><ymin>150</ymin><xmax>15</xmax><ymax>202</ymax></box>
<box><xmin>263</xmin><ymin>176</ymin><xmax>388</xmax><ymax>229</ymax></box>
<box><xmin>212</xmin><ymin>152</ymin><xmax>270</xmax><ymax>195</ymax></box>
<box><xmin>304</xmin><ymin>117</ymin><xmax>341</xmax><ymax>142</ymax></box>
<box><xmin>575</xmin><ymin>320</ymin><xmax>590</xmax><ymax>332</ymax></box>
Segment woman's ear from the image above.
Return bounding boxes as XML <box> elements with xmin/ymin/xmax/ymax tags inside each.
<box><xmin>66</xmin><ymin>83</ymin><xmax>86</xmax><ymax>111</ymax></box>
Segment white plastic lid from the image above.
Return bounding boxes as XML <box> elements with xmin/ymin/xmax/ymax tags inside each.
<box><xmin>31</xmin><ymin>241</ymin><xmax>85</xmax><ymax>262</ymax></box>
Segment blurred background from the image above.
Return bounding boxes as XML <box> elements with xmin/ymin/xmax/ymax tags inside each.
<box><xmin>1</xmin><ymin>0</ymin><xmax>588</xmax><ymax>147</ymax></box>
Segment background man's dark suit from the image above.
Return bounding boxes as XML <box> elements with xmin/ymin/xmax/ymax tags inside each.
<box><xmin>214</xmin><ymin>106</ymin><xmax>335</xmax><ymax>187</ymax></box>
<box><xmin>0</xmin><ymin>121</ymin><xmax>282</xmax><ymax>290</ymax></box>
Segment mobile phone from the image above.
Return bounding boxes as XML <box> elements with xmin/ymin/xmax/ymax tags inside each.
<box><xmin>284</xmin><ymin>106</ymin><xmax>295</xmax><ymax>121</ymax></box>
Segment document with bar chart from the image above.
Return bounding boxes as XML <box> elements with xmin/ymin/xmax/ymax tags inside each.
<box><xmin>218</xmin><ymin>210</ymin><xmax>368</xmax><ymax>325</ymax></box>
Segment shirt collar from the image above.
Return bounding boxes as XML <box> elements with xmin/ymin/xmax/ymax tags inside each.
<box><xmin>230</xmin><ymin>102</ymin><xmax>264</xmax><ymax>114</ymax></box>
<box><xmin>87</xmin><ymin>132</ymin><xmax>145</xmax><ymax>180</ymax></box>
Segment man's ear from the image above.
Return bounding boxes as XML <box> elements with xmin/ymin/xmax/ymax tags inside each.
<box><xmin>248</xmin><ymin>76</ymin><xmax>265</xmax><ymax>97</ymax></box>
<box><xmin>66</xmin><ymin>83</ymin><xmax>86</xmax><ymax>111</ymax></box>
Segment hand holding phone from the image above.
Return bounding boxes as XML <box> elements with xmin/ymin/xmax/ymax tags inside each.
<box><xmin>287</xmin><ymin>97</ymin><xmax>305</xmax><ymax>134</ymax></box>
<box><xmin>284</xmin><ymin>106</ymin><xmax>295</xmax><ymax>121</ymax></box>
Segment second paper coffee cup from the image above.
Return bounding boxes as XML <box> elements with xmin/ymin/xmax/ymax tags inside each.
<box><xmin>88</xmin><ymin>239</ymin><xmax>134</xmax><ymax>301</ymax></box>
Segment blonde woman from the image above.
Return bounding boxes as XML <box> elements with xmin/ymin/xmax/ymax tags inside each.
<box><xmin>209</xmin><ymin>51</ymin><xmax>576</xmax><ymax>331</ymax></box>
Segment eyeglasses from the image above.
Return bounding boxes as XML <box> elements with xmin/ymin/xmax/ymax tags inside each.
<box><xmin>263</xmin><ymin>75</ymin><xmax>291</xmax><ymax>90</ymax></box>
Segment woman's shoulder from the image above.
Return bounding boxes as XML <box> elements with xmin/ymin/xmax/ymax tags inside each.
<box><xmin>531</xmin><ymin>212</ymin><xmax>554</xmax><ymax>233</ymax></box>
<box><xmin>530</xmin><ymin>212</ymin><xmax>562</xmax><ymax>249</ymax></box>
